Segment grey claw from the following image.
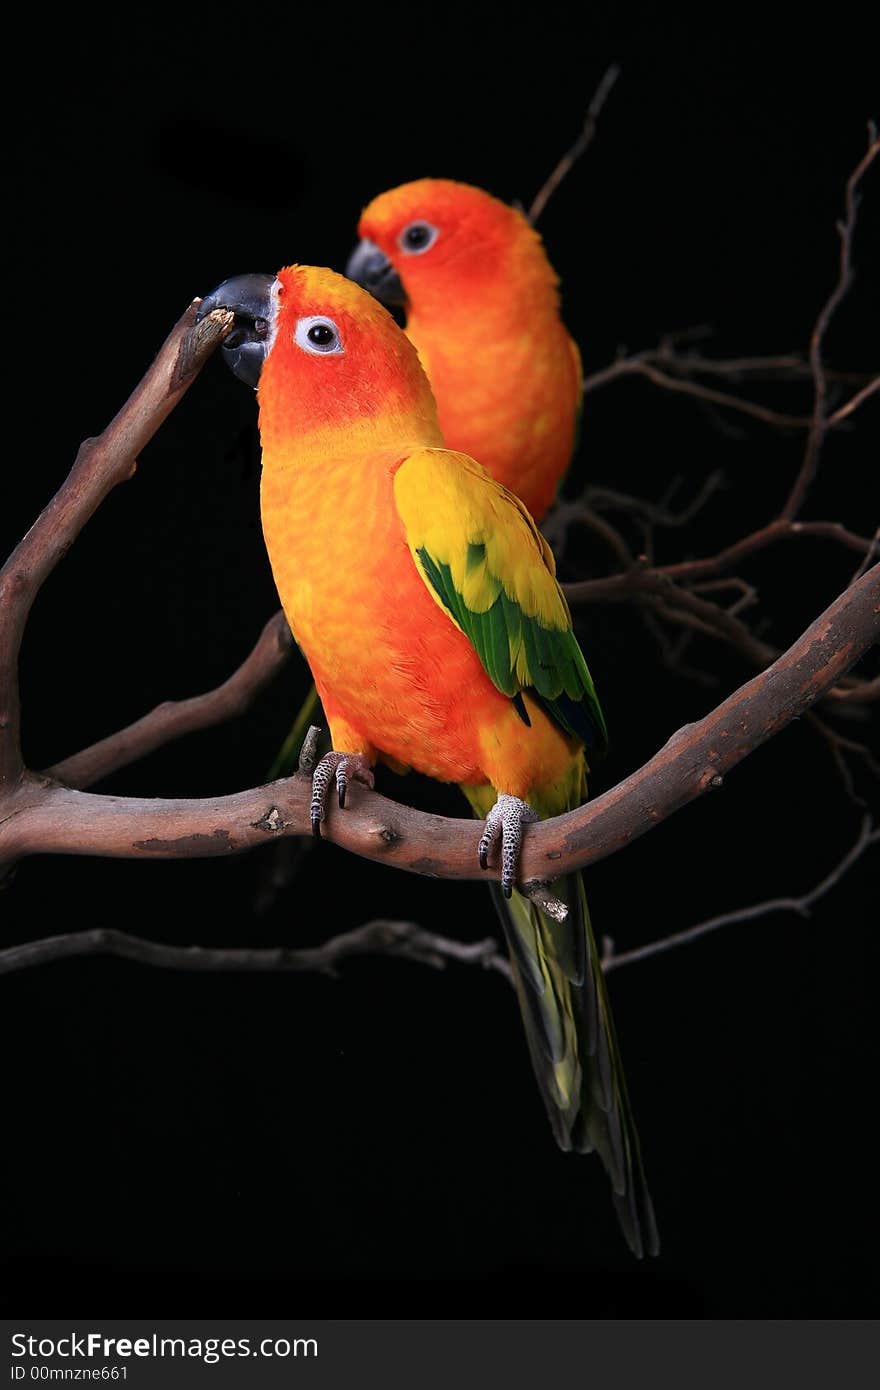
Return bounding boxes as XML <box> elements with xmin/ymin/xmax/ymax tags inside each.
<box><xmin>310</xmin><ymin>751</ymin><xmax>374</xmax><ymax>837</ymax></box>
<box><xmin>337</xmin><ymin>757</ymin><xmax>356</xmax><ymax>808</ymax></box>
<box><xmin>478</xmin><ymin>794</ymin><xmax>539</xmax><ymax>896</ymax></box>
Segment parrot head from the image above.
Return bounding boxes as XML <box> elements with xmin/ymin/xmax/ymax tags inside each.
<box><xmin>346</xmin><ymin>178</ymin><xmax>556</xmax><ymax>310</ymax></box>
<box><xmin>197</xmin><ymin>264</ymin><xmax>441</xmax><ymax>444</ymax></box>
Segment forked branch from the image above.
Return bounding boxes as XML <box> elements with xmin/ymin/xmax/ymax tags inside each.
<box><xmin>2</xmin><ymin>566</ymin><xmax>877</xmax><ymax>882</ymax></box>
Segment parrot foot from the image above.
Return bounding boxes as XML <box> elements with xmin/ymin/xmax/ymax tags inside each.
<box><xmin>478</xmin><ymin>793</ymin><xmax>539</xmax><ymax>898</ymax></box>
<box><xmin>310</xmin><ymin>751</ymin><xmax>375</xmax><ymax>837</ymax></box>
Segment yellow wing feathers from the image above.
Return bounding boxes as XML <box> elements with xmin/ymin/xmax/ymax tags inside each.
<box><xmin>393</xmin><ymin>448</ymin><xmax>570</xmax><ymax>630</ymax></box>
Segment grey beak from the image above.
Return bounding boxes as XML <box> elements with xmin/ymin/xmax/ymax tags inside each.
<box><xmin>345</xmin><ymin>238</ymin><xmax>406</xmax><ymax>306</ymax></box>
<box><xmin>196</xmin><ymin>272</ymin><xmax>276</xmax><ymax>387</ymax></box>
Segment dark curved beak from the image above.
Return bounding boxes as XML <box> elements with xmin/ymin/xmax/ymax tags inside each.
<box><xmin>196</xmin><ymin>272</ymin><xmax>276</xmax><ymax>388</ymax></box>
<box><xmin>345</xmin><ymin>238</ymin><xmax>406</xmax><ymax>306</ymax></box>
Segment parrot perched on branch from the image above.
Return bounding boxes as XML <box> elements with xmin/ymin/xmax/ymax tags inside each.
<box><xmin>347</xmin><ymin>177</ymin><xmax>583</xmax><ymax>523</ymax></box>
<box><xmin>265</xmin><ymin>177</ymin><xmax>586</xmax><ymax>778</ymax></box>
<box><xmin>197</xmin><ymin>265</ymin><xmax>658</xmax><ymax>1259</ymax></box>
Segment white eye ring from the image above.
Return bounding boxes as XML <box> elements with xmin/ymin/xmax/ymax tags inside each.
<box><xmin>398</xmin><ymin>221</ymin><xmax>439</xmax><ymax>255</ymax></box>
<box><xmin>294</xmin><ymin>315</ymin><xmax>344</xmax><ymax>355</ymax></box>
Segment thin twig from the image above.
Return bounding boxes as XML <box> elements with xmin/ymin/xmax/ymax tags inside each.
<box><xmin>636</xmin><ymin>608</ymin><xmax>718</xmax><ymax>687</ymax></box>
<box><xmin>814</xmin><ymin>724</ymin><xmax>880</xmax><ymax>775</ymax></box>
<box><xmin>646</xmin><ymin>350</ymin><xmax>869</xmax><ymax>384</ymax></box>
<box><xmin>849</xmin><ymin>529</ymin><xmax>880</xmax><ymax>587</ymax></box>
<box><xmin>566</xmin><ymin>505</ymin><xmax>635</xmax><ymax>570</ymax></box>
<box><xmin>571</xmin><ymin>564</ymin><xmax>877</xmax><ymax>705</ymax></box>
<box><xmin>0</xmin><ymin>919</ymin><xmax>513</xmax><ymax>982</ymax></box>
<box><xmin>562</xmin><ymin>517</ymin><xmax>873</xmax><ymax>598</ymax></box>
<box><xmin>565</xmin><ymin>558</ymin><xmax>781</xmax><ymax>667</ymax></box>
<box><xmin>806</xmin><ymin>711</ymin><xmax>880</xmax><ymax>809</ymax></box>
<box><xmin>646</xmin><ymin>582</ymin><xmax>778</xmax><ymax>665</ymax></box>
<box><xmin>582</xmin><ymin>472</ymin><xmax>727</xmax><ymax>529</ymax></box>
<box><xmin>827</xmin><ymin>375</ymin><xmax>880</xmax><ymax>426</ymax></box>
<box><xmin>662</xmin><ymin>518</ymin><xmax>873</xmax><ymax>578</ymax></box>
<box><xmin>603</xmin><ymin>817</ymin><xmax>878</xmax><ymax>972</ymax></box>
<box><xmin>528</xmin><ymin>63</ymin><xmax>621</xmax><ymax>225</ymax></box>
<box><xmin>689</xmin><ymin>577</ymin><xmax>758</xmax><ymax>608</ymax></box>
<box><xmin>583</xmin><ymin>342</ymin><xmax>873</xmax><ymax>392</ymax></box>
<box><xmin>558</xmin><ymin>507</ymin><xmax>876</xmax><ymax>704</ymax></box>
<box><xmin>581</xmin><ymin>341</ymin><xmax>874</xmax><ymax>431</ymax></box>
<box><xmin>583</xmin><ymin>357</ymin><xmax>811</xmax><ymax>428</ymax></box>
<box><xmin>822</xmin><ymin>674</ymin><xmax>880</xmax><ymax>705</ymax></box>
<box><xmin>782</xmin><ymin>129</ymin><xmax>880</xmax><ymax>520</ymax></box>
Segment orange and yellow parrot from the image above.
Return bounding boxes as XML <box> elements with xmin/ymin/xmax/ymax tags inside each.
<box><xmin>197</xmin><ymin>266</ymin><xmax>658</xmax><ymax>1258</ymax></box>
<box><xmin>347</xmin><ymin>177</ymin><xmax>583</xmax><ymax>522</ymax></box>
<box><xmin>267</xmin><ymin>178</ymin><xmax>586</xmax><ymax>777</ymax></box>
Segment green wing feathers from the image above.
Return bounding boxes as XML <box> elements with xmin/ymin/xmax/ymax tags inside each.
<box><xmin>394</xmin><ymin>449</ymin><xmax>607</xmax><ymax>752</ymax></box>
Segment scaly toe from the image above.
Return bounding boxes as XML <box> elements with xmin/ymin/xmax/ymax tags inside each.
<box><xmin>310</xmin><ymin>752</ymin><xmax>375</xmax><ymax>837</ymax></box>
<box><xmin>336</xmin><ymin>753</ymin><xmax>375</xmax><ymax>809</ymax></box>
<box><xmin>478</xmin><ymin>793</ymin><xmax>539</xmax><ymax>897</ymax></box>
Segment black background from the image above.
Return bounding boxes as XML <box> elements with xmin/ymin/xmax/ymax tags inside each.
<box><xmin>3</xmin><ymin>10</ymin><xmax>878</xmax><ymax>1316</ymax></box>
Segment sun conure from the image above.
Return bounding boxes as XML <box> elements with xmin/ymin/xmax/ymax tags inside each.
<box><xmin>197</xmin><ymin>265</ymin><xmax>657</xmax><ymax>1258</ymax></box>
<box><xmin>346</xmin><ymin>177</ymin><xmax>583</xmax><ymax>523</ymax></box>
<box><xmin>266</xmin><ymin>177</ymin><xmax>586</xmax><ymax>777</ymax></box>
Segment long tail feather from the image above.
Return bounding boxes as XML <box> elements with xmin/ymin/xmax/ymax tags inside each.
<box><xmin>488</xmin><ymin>874</ymin><xmax>659</xmax><ymax>1259</ymax></box>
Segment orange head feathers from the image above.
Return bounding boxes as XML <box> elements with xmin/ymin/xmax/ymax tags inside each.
<box><xmin>257</xmin><ymin>264</ymin><xmax>442</xmax><ymax>457</ymax></box>
<box><xmin>354</xmin><ymin>177</ymin><xmax>560</xmax><ymax>313</ymax></box>
<box><xmin>346</xmin><ymin>179</ymin><xmax>583</xmax><ymax>520</ymax></box>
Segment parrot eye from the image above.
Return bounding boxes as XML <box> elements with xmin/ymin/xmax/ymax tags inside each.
<box><xmin>294</xmin><ymin>316</ymin><xmax>344</xmax><ymax>355</ymax></box>
<box><xmin>399</xmin><ymin>221</ymin><xmax>439</xmax><ymax>255</ymax></box>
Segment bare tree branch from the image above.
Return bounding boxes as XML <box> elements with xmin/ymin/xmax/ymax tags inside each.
<box><xmin>0</xmin><ymin>128</ymin><xmax>876</xmax><ymax>971</ymax></box>
<box><xmin>578</xmin><ymin>471</ymin><xmax>727</xmax><ymax>530</ymax></box>
<box><xmin>563</xmin><ymin>535</ymin><xmax>878</xmax><ymax>696</ymax></box>
<box><xmin>563</xmin><ymin>504</ymin><xmax>636</xmax><ymax>571</ymax></box>
<box><xmin>561</xmin><ymin>521</ymin><xmax>877</xmax><ymax>705</ymax></box>
<box><xmin>10</xmin><ymin>812</ymin><xmax>875</xmax><ymax>984</ymax></box>
<box><xmin>807</xmin><ymin>711</ymin><xmax>880</xmax><ymax>809</ymax></box>
<box><xmin>663</xmin><ymin>518</ymin><xmax>874</xmax><ymax>578</ymax></box>
<box><xmin>602</xmin><ymin>816</ymin><xmax>879</xmax><ymax>972</ymax></box>
<box><xmin>821</xmin><ymin>674</ymin><xmax>880</xmax><ymax>705</ymax></box>
<box><xmin>849</xmin><ymin>528</ymin><xmax>880</xmax><ymax>587</ymax></box>
<box><xmin>0</xmin><ymin>301</ymin><xmax>233</xmax><ymax>790</ymax></box>
<box><xmin>561</xmin><ymin>519</ymin><xmax>872</xmax><ymax>603</ymax></box>
<box><xmin>583</xmin><ymin>356</ymin><xmax>812</xmax><ymax>428</ymax></box>
<box><xmin>528</xmin><ymin>63</ymin><xmax>621</xmax><ymax>225</ymax></box>
<box><xmin>2</xmin><ymin>566</ymin><xmax>876</xmax><ymax>883</ymax></box>
<box><xmin>634</xmin><ymin>608</ymin><xmax>718</xmax><ymax>688</ymax></box>
<box><xmin>781</xmin><ymin>127</ymin><xmax>880</xmax><ymax>520</ymax></box>
<box><xmin>827</xmin><ymin>374</ymin><xmax>880</xmax><ymax>426</ymax></box>
<box><xmin>582</xmin><ymin>346</ymin><xmax>874</xmax><ymax>401</ymax></box>
<box><xmin>0</xmin><ymin>919</ymin><xmax>513</xmax><ymax>982</ymax></box>
<box><xmin>580</xmin><ymin>132</ymin><xmax>878</xmax><ymax>454</ymax></box>
<box><xmin>633</xmin><ymin>350</ymin><xmax>868</xmax><ymax>385</ymax></box>
<box><xmin>689</xmin><ymin>576</ymin><xmax>758</xmax><ymax>608</ymax></box>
